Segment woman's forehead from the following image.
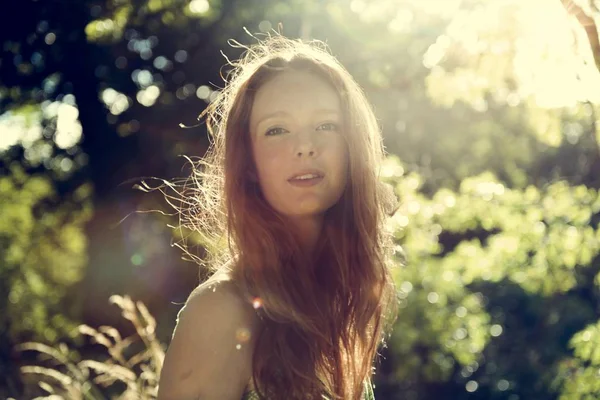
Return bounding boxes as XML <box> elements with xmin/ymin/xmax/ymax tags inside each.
<box><xmin>249</xmin><ymin>70</ymin><xmax>342</xmax><ymax>125</ymax></box>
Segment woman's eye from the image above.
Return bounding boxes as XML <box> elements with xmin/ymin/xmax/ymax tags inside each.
<box><xmin>317</xmin><ymin>123</ymin><xmax>338</xmax><ymax>131</ymax></box>
<box><xmin>265</xmin><ymin>127</ymin><xmax>286</xmax><ymax>136</ymax></box>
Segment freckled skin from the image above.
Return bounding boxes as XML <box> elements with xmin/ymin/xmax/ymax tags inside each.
<box><xmin>249</xmin><ymin>70</ymin><xmax>349</xmax><ymax>219</ymax></box>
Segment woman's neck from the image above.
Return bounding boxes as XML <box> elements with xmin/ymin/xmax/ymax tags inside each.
<box><xmin>287</xmin><ymin>214</ymin><xmax>324</xmax><ymax>256</ymax></box>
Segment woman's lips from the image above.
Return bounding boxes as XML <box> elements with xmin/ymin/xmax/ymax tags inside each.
<box><xmin>288</xmin><ymin>176</ymin><xmax>324</xmax><ymax>187</ymax></box>
<box><xmin>287</xmin><ymin>169</ymin><xmax>325</xmax><ymax>181</ymax></box>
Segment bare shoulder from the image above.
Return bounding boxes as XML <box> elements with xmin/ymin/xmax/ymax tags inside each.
<box><xmin>182</xmin><ymin>279</ymin><xmax>256</xmax><ymax>324</ymax></box>
<box><xmin>157</xmin><ymin>279</ymin><xmax>261</xmax><ymax>400</ymax></box>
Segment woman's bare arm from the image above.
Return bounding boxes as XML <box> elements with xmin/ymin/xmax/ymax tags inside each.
<box><xmin>157</xmin><ymin>281</ymin><xmax>259</xmax><ymax>400</ymax></box>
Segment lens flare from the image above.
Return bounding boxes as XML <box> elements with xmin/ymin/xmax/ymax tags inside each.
<box><xmin>252</xmin><ymin>297</ymin><xmax>262</xmax><ymax>309</ymax></box>
<box><xmin>236</xmin><ymin>327</ymin><xmax>251</xmax><ymax>342</ymax></box>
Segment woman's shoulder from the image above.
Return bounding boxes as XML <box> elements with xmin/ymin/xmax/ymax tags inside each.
<box><xmin>157</xmin><ymin>275</ymin><xmax>261</xmax><ymax>399</ymax></box>
<box><xmin>182</xmin><ymin>275</ymin><xmax>259</xmax><ymax>329</ymax></box>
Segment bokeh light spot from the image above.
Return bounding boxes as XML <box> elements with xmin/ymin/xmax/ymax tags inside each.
<box><xmin>45</xmin><ymin>32</ymin><xmax>56</xmax><ymax>45</ymax></box>
<box><xmin>454</xmin><ymin>328</ymin><xmax>467</xmax><ymax>340</ymax></box>
<box><xmin>101</xmin><ymin>88</ymin><xmax>131</xmax><ymax>115</ymax></box>
<box><xmin>140</xmin><ymin>49</ymin><xmax>153</xmax><ymax>60</ymax></box>
<box><xmin>582</xmin><ymin>331</ymin><xmax>592</xmax><ymax>342</ymax></box>
<box><xmin>131</xmin><ymin>253</ymin><xmax>143</xmax><ymax>266</ymax></box>
<box><xmin>397</xmin><ymin>215</ymin><xmax>409</xmax><ymax>227</ymax></box>
<box><xmin>196</xmin><ymin>85</ymin><xmax>210</xmax><ymax>100</ymax></box>
<box><xmin>189</xmin><ymin>0</ymin><xmax>210</xmax><ymax>14</ymax></box>
<box><xmin>490</xmin><ymin>324</ymin><xmax>503</xmax><ymax>337</ymax></box>
<box><xmin>31</xmin><ymin>52</ymin><xmax>43</xmax><ymax>67</ymax></box>
<box><xmin>37</xmin><ymin>20</ymin><xmax>49</xmax><ymax>33</ymax></box>
<box><xmin>400</xmin><ymin>281</ymin><xmax>413</xmax><ymax>293</ymax></box>
<box><xmin>427</xmin><ymin>292</ymin><xmax>439</xmax><ymax>304</ymax></box>
<box><xmin>115</xmin><ymin>56</ymin><xmax>127</xmax><ymax>69</ymax></box>
<box><xmin>55</xmin><ymin>103</ymin><xmax>83</xmax><ymax>149</ymax></box>
<box><xmin>137</xmin><ymin>85</ymin><xmax>160</xmax><ymax>107</ymax></box>
<box><xmin>129</xmin><ymin>119</ymin><xmax>140</xmax><ymax>133</ymax></box>
<box><xmin>174</xmin><ymin>49</ymin><xmax>188</xmax><ymax>63</ymax></box>
<box><xmin>497</xmin><ymin>379</ymin><xmax>510</xmax><ymax>391</ymax></box>
<box><xmin>259</xmin><ymin>20</ymin><xmax>272</xmax><ymax>32</ymax></box>
<box><xmin>134</xmin><ymin>69</ymin><xmax>153</xmax><ymax>88</ymax></box>
<box><xmin>153</xmin><ymin>56</ymin><xmax>169</xmax><ymax>70</ymax></box>
<box><xmin>465</xmin><ymin>380</ymin><xmax>478</xmax><ymax>392</ymax></box>
<box><xmin>59</xmin><ymin>157</ymin><xmax>74</xmax><ymax>173</ymax></box>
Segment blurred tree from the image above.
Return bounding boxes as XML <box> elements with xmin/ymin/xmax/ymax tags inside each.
<box><xmin>375</xmin><ymin>155</ymin><xmax>600</xmax><ymax>399</ymax></box>
<box><xmin>3</xmin><ymin>0</ymin><xmax>600</xmax><ymax>399</ymax></box>
<box><xmin>366</xmin><ymin>1</ymin><xmax>600</xmax><ymax>397</ymax></box>
<box><xmin>422</xmin><ymin>0</ymin><xmax>600</xmax><ymax>189</ymax></box>
<box><xmin>0</xmin><ymin>160</ymin><xmax>93</xmax><ymax>395</ymax></box>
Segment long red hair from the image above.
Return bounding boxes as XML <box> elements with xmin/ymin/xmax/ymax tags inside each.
<box><xmin>174</xmin><ymin>34</ymin><xmax>399</xmax><ymax>400</ymax></box>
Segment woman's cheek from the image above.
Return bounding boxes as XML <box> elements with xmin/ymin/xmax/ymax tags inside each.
<box><xmin>267</xmin><ymin>143</ymin><xmax>288</xmax><ymax>166</ymax></box>
<box><xmin>258</xmin><ymin>146</ymin><xmax>286</xmax><ymax>180</ymax></box>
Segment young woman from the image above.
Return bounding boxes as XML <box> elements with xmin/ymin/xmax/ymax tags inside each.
<box><xmin>156</xmin><ymin>33</ymin><xmax>400</xmax><ymax>400</ymax></box>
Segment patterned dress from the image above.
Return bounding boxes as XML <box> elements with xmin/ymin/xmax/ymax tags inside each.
<box><xmin>241</xmin><ymin>379</ymin><xmax>375</xmax><ymax>400</ymax></box>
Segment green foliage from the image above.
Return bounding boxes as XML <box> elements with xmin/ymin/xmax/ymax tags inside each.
<box><xmin>85</xmin><ymin>0</ymin><xmax>223</xmax><ymax>43</ymax></box>
<box><xmin>1</xmin><ymin>163</ymin><xmax>93</xmax><ymax>344</ymax></box>
<box><xmin>557</xmin><ymin>318</ymin><xmax>600</xmax><ymax>399</ymax></box>
<box><xmin>85</xmin><ymin>5</ymin><xmax>133</xmax><ymax>43</ymax></box>
<box><xmin>381</xmin><ymin>154</ymin><xmax>600</xmax><ymax>395</ymax></box>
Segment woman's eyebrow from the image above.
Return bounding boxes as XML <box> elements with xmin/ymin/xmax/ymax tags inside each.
<box><xmin>255</xmin><ymin>109</ymin><xmax>340</xmax><ymax>127</ymax></box>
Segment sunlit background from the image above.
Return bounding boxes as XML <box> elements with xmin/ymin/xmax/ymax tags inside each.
<box><xmin>1</xmin><ymin>0</ymin><xmax>600</xmax><ymax>398</ymax></box>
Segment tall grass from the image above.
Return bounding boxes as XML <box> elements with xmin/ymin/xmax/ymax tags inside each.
<box><xmin>16</xmin><ymin>295</ymin><xmax>165</xmax><ymax>400</ymax></box>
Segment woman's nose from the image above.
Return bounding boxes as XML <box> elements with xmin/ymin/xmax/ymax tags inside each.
<box><xmin>296</xmin><ymin>148</ymin><xmax>315</xmax><ymax>158</ymax></box>
<box><xmin>295</xmin><ymin>130</ymin><xmax>318</xmax><ymax>158</ymax></box>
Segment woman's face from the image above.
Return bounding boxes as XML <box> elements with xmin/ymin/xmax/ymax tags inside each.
<box><xmin>249</xmin><ymin>69</ymin><xmax>349</xmax><ymax>219</ymax></box>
